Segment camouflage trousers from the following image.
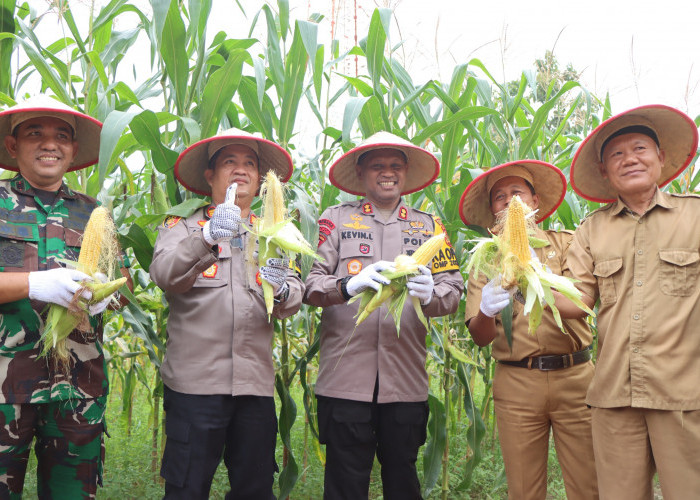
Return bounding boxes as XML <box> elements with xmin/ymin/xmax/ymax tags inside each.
<box><xmin>0</xmin><ymin>397</ymin><xmax>106</xmax><ymax>499</ymax></box>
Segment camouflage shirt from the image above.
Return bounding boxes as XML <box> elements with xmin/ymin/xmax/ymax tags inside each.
<box><xmin>0</xmin><ymin>175</ymin><xmax>108</xmax><ymax>404</ymax></box>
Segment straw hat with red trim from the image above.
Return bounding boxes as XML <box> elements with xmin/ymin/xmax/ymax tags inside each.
<box><xmin>570</xmin><ymin>105</ymin><xmax>699</xmax><ymax>203</ymax></box>
<box><xmin>459</xmin><ymin>160</ymin><xmax>567</xmax><ymax>229</ymax></box>
<box><xmin>329</xmin><ymin>131</ymin><xmax>439</xmax><ymax>195</ymax></box>
<box><xmin>174</xmin><ymin>128</ymin><xmax>293</xmax><ymax>195</ymax></box>
<box><xmin>0</xmin><ymin>95</ymin><xmax>102</xmax><ymax>171</ymax></box>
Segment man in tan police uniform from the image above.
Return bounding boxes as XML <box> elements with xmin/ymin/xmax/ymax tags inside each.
<box><xmin>150</xmin><ymin>129</ymin><xmax>304</xmax><ymax>499</ymax></box>
<box><xmin>461</xmin><ymin>160</ymin><xmax>598</xmax><ymax>499</ymax></box>
<box><xmin>304</xmin><ymin>132</ymin><xmax>463</xmax><ymax>499</ymax></box>
<box><xmin>565</xmin><ymin>105</ymin><xmax>700</xmax><ymax>499</ymax></box>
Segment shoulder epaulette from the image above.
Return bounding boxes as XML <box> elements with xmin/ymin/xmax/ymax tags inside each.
<box><xmin>669</xmin><ymin>192</ymin><xmax>700</xmax><ymax>199</ymax></box>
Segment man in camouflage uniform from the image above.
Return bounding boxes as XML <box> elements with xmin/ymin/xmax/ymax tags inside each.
<box><xmin>0</xmin><ymin>96</ymin><xmax>125</xmax><ymax>498</ymax></box>
<box><xmin>304</xmin><ymin>132</ymin><xmax>463</xmax><ymax>500</ymax></box>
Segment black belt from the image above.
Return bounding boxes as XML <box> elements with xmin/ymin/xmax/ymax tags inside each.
<box><xmin>499</xmin><ymin>346</ymin><xmax>592</xmax><ymax>371</ymax></box>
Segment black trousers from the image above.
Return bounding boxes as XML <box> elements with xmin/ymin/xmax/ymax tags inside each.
<box><xmin>161</xmin><ymin>386</ymin><xmax>278</xmax><ymax>500</ymax></box>
<box><xmin>317</xmin><ymin>395</ymin><xmax>428</xmax><ymax>500</ymax></box>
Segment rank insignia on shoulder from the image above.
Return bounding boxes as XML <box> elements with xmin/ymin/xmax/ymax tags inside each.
<box><xmin>163</xmin><ymin>216</ymin><xmax>182</xmax><ymax>228</ymax></box>
<box><xmin>202</xmin><ymin>263</ymin><xmax>218</xmax><ymax>278</ymax></box>
<box><xmin>359</xmin><ymin>243</ymin><xmax>370</xmax><ymax>254</ymax></box>
<box><xmin>398</xmin><ymin>206</ymin><xmax>408</xmax><ymax>220</ymax></box>
<box><xmin>362</xmin><ymin>203</ymin><xmax>373</xmax><ymax>214</ymax></box>
<box><xmin>197</xmin><ymin>220</ymin><xmax>206</xmax><ymax>227</ymax></box>
<box><xmin>347</xmin><ymin>259</ymin><xmax>362</xmax><ymax>275</ymax></box>
<box><xmin>206</xmin><ymin>206</ymin><xmax>215</xmax><ymax>219</ymax></box>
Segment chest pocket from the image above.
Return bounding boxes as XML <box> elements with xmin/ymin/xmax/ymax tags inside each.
<box><xmin>339</xmin><ymin>241</ymin><xmax>375</xmax><ymax>275</ymax></box>
<box><xmin>593</xmin><ymin>258</ymin><xmax>623</xmax><ymax>305</ymax></box>
<box><xmin>0</xmin><ymin>214</ymin><xmax>39</xmax><ymax>272</ymax></box>
<box><xmin>63</xmin><ymin>227</ymin><xmax>84</xmax><ymax>262</ymax></box>
<box><xmin>659</xmin><ymin>249</ymin><xmax>700</xmax><ymax>297</ymax></box>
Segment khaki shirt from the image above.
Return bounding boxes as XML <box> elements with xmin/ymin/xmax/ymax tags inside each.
<box><xmin>304</xmin><ymin>199</ymin><xmax>463</xmax><ymax>403</ymax></box>
<box><xmin>150</xmin><ymin>207</ymin><xmax>304</xmax><ymax>397</ymax></box>
<box><xmin>465</xmin><ymin>228</ymin><xmax>594</xmax><ymax>360</ymax></box>
<box><xmin>568</xmin><ymin>189</ymin><xmax>700</xmax><ymax>410</ymax></box>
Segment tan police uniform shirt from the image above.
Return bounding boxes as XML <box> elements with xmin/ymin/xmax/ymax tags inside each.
<box><xmin>304</xmin><ymin>199</ymin><xmax>463</xmax><ymax>403</ymax></box>
<box><xmin>568</xmin><ymin>189</ymin><xmax>700</xmax><ymax>410</ymax></box>
<box><xmin>150</xmin><ymin>207</ymin><xmax>304</xmax><ymax>397</ymax></box>
<box><xmin>465</xmin><ymin>227</ymin><xmax>594</xmax><ymax>360</ymax></box>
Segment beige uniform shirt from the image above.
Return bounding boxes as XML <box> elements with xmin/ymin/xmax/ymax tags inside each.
<box><xmin>150</xmin><ymin>207</ymin><xmax>304</xmax><ymax>397</ymax></box>
<box><xmin>304</xmin><ymin>199</ymin><xmax>463</xmax><ymax>403</ymax></box>
<box><xmin>465</xmin><ymin>228</ymin><xmax>594</xmax><ymax>360</ymax></box>
<box><xmin>568</xmin><ymin>189</ymin><xmax>700</xmax><ymax>410</ymax></box>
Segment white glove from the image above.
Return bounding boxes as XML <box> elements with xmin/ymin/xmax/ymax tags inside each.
<box><xmin>480</xmin><ymin>278</ymin><xmax>511</xmax><ymax>318</ymax></box>
<box><xmin>260</xmin><ymin>257</ymin><xmax>290</xmax><ymax>297</ymax></box>
<box><xmin>203</xmin><ymin>183</ymin><xmax>241</xmax><ymax>245</ymax></box>
<box><xmin>28</xmin><ymin>268</ymin><xmax>91</xmax><ymax>308</ymax></box>
<box><xmin>87</xmin><ymin>272</ymin><xmax>113</xmax><ymax>315</ymax></box>
<box><xmin>345</xmin><ymin>260</ymin><xmax>395</xmax><ymax>297</ymax></box>
<box><xmin>407</xmin><ymin>265</ymin><xmax>434</xmax><ymax>305</ymax></box>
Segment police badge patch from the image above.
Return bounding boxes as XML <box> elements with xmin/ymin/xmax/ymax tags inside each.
<box><xmin>359</xmin><ymin>243</ymin><xmax>370</xmax><ymax>254</ymax></box>
<box><xmin>0</xmin><ymin>240</ymin><xmax>24</xmax><ymax>267</ymax></box>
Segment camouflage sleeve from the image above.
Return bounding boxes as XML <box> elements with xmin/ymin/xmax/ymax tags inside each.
<box><xmin>150</xmin><ymin>216</ymin><xmax>218</xmax><ymax>294</ymax></box>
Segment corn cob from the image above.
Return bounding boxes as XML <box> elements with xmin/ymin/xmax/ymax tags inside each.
<box><xmin>466</xmin><ymin>195</ymin><xmax>595</xmax><ymax>335</ymax></box>
<box><xmin>40</xmin><ymin>207</ymin><xmax>124</xmax><ymax>367</ymax></box>
<box><xmin>254</xmin><ymin>171</ymin><xmax>321</xmax><ymax>318</ymax></box>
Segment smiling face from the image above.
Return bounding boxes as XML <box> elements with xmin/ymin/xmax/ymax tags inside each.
<box><xmin>204</xmin><ymin>143</ymin><xmax>260</xmax><ymax>208</ymax></box>
<box><xmin>4</xmin><ymin>116</ymin><xmax>78</xmax><ymax>191</ymax></box>
<box><xmin>355</xmin><ymin>148</ymin><xmax>408</xmax><ymax>209</ymax></box>
<box><xmin>489</xmin><ymin>175</ymin><xmax>540</xmax><ymax>217</ymax></box>
<box><xmin>599</xmin><ymin>132</ymin><xmax>665</xmax><ymax>198</ymax></box>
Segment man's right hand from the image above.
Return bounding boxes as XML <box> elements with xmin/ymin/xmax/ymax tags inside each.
<box><xmin>28</xmin><ymin>268</ymin><xmax>92</xmax><ymax>308</ymax></box>
<box><xmin>480</xmin><ymin>278</ymin><xmax>511</xmax><ymax>318</ymax></box>
<box><xmin>345</xmin><ymin>260</ymin><xmax>395</xmax><ymax>297</ymax></box>
<box><xmin>203</xmin><ymin>183</ymin><xmax>241</xmax><ymax>245</ymax></box>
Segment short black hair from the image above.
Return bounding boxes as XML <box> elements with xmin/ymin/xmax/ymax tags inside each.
<box><xmin>600</xmin><ymin>125</ymin><xmax>659</xmax><ymax>159</ymax></box>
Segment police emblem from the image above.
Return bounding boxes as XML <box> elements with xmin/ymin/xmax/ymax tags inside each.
<box><xmin>206</xmin><ymin>206</ymin><xmax>215</xmax><ymax>218</ymax></box>
<box><xmin>202</xmin><ymin>263</ymin><xmax>218</xmax><ymax>278</ymax></box>
<box><xmin>362</xmin><ymin>203</ymin><xmax>373</xmax><ymax>214</ymax></box>
<box><xmin>197</xmin><ymin>220</ymin><xmax>206</xmax><ymax>227</ymax></box>
<box><xmin>163</xmin><ymin>216</ymin><xmax>182</xmax><ymax>228</ymax></box>
<box><xmin>347</xmin><ymin>259</ymin><xmax>362</xmax><ymax>275</ymax></box>
<box><xmin>255</xmin><ymin>271</ymin><xmax>263</xmax><ymax>286</ymax></box>
<box><xmin>359</xmin><ymin>243</ymin><xmax>370</xmax><ymax>254</ymax></box>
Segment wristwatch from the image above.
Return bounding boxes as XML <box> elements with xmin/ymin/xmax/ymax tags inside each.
<box><xmin>339</xmin><ymin>275</ymin><xmax>353</xmax><ymax>301</ymax></box>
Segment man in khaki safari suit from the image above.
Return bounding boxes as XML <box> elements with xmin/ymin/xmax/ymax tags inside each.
<box><xmin>304</xmin><ymin>132</ymin><xmax>463</xmax><ymax>500</ymax></box>
<box><xmin>564</xmin><ymin>105</ymin><xmax>700</xmax><ymax>499</ymax></box>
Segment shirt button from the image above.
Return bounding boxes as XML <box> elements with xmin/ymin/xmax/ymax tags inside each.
<box><xmin>637</xmin><ymin>250</ymin><xmax>643</xmax><ymax>255</ymax></box>
<box><xmin>633</xmin><ymin>347</ymin><xmax>639</xmax><ymax>353</ymax></box>
<box><xmin>638</xmin><ymin>219</ymin><xmax>643</xmax><ymax>224</ymax></box>
<box><xmin>633</xmin><ymin>314</ymin><xmax>640</xmax><ymax>320</ymax></box>
<box><xmin>636</xmin><ymin>281</ymin><xmax>643</xmax><ymax>286</ymax></box>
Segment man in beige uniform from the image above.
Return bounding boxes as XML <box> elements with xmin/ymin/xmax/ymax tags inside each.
<box><xmin>150</xmin><ymin>129</ymin><xmax>304</xmax><ymax>499</ymax></box>
<box><xmin>565</xmin><ymin>105</ymin><xmax>700</xmax><ymax>499</ymax></box>
<box><xmin>461</xmin><ymin>160</ymin><xmax>598</xmax><ymax>500</ymax></box>
<box><xmin>304</xmin><ymin>132</ymin><xmax>463</xmax><ymax>499</ymax></box>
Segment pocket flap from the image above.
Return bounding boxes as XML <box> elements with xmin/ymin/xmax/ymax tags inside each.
<box><xmin>593</xmin><ymin>257</ymin><xmax>623</xmax><ymax>278</ymax></box>
<box><xmin>165</xmin><ymin>415</ymin><xmax>190</xmax><ymax>443</ymax></box>
<box><xmin>339</xmin><ymin>242</ymin><xmax>374</xmax><ymax>260</ymax></box>
<box><xmin>659</xmin><ymin>249</ymin><xmax>700</xmax><ymax>267</ymax></box>
<box><xmin>0</xmin><ymin>221</ymin><xmax>38</xmax><ymax>241</ymax></box>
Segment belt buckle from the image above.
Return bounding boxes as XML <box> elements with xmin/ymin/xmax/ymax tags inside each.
<box><xmin>536</xmin><ymin>356</ymin><xmax>558</xmax><ymax>371</ymax></box>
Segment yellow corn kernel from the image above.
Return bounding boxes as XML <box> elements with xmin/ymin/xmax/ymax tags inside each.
<box><xmin>78</xmin><ymin>206</ymin><xmax>112</xmax><ymax>276</ymax></box>
<box><xmin>261</xmin><ymin>171</ymin><xmax>286</xmax><ymax>229</ymax></box>
<box><xmin>502</xmin><ymin>195</ymin><xmax>530</xmax><ymax>266</ymax></box>
<box><xmin>411</xmin><ymin>233</ymin><xmax>446</xmax><ymax>267</ymax></box>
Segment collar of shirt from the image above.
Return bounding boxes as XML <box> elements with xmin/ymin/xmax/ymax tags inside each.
<box><xmin>360</xmin><ymin>198</ymin><xmax>409</xmax><ymax>224</ymax></box>
<box><xmin>609</xmin><ymin>187</ymin><xmax>675</xmax><ymax>217</ymax></box>
<box><xmin>10</xmin><ymin>175</ymin><xmax>76</xmax><ymax>200</ymax></box>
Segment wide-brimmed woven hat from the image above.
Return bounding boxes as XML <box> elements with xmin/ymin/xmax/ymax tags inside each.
<box><xmin>459</xmin><ymin>160</ymin><xmax>567</xmax><ymax>228</ymax></box>
<box><xmin>0</xmin><ymin>95</ymin><xmax>102</xmax><ymax>171</ymax></box>
<box><xmin>174</xmin><ymin>128</ymin><xmax>293</xmax><ymax>195</ymax></box>
<box><xmin>328</xmin><ymin>131</ymin><xmax>439</xmax><ymax>195</ymax></box>
<box><xmin>571</xmin><ymin>105</ymin><xmax>699</xmax><ymax>202</ymax></box>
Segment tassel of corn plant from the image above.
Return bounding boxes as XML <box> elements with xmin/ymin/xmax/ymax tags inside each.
<box><xmin>254</xmin><ymin>171</ymin><xmax>321</xmax><ymax>318</ymax></box>
<box><xmin>466</xmin><ymin>195</ymin><xmax>594</xmax><ymax>334</ymax></box>
<box><xmin>40</xmin><ymin>206</ymin><xmax>126</xmax><ymax>365</ymax></box>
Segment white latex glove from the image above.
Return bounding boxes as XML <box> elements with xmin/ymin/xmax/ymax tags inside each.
<box><xmin>87</xmin><ymin>272</ymin><xmax>113</xmax><ymax>315</ymax></box>
<box><xmin>28</xmin><ymin>268</ymin><xmax>91</xmax><ymax>308</ymax></box>
<box><xmin>203</xmin><ymin>183</ymin><xmax>241</xmax><ymax>245</ymax></box>
<box><xmin>345</xmin><ymin>260</ymin><xmax>395</xmax><ymax>297</ymax></box>
<box><xmin>407</xmin><ymin>265</ymin><xmax>434</xmax><ymax>305</ymax></box>
<box><xmin>480</xmin><ymin>278</ymin><xmax>511</xmax><ymax>318</ymax></box>
<box><xmin>260</xmin><ymin>257</ymin><xmax>290</xmax><ymax>297</ymax></box>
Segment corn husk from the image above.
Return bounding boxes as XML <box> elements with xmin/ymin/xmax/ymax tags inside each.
<box><xmin>40</xmin><ymin>207</ymin><xmax>124</xmax><ymax>367</ymax></box>
<box><xmin>466</xmin><ymin>195</ymin><xmax>594</xmax><ymax>335</ymax></box>
<box><xmin>252</xmin><ymin>171</ymin><xmax>321</xmax><ymax>318</ymax></box>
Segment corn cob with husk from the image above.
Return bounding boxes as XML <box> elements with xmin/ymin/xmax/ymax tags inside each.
<box><xmin>252</xmin><ymin>171</ymin><xmax>321</xmax><ymax>318</ymax></box>
<box><xmin>350</xmin><ymin>232</ymin><xmax>446</xmax><ymax>335</ymax></box>
<box><xmin>466</xmin><ymin>195</ymin><xmax>594</xmax><ymax>334</ymax></box>
<box><xmin>41</xmin><ymin>206</ymin><xmax>126</xmax><ymax>365</ymax></box>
